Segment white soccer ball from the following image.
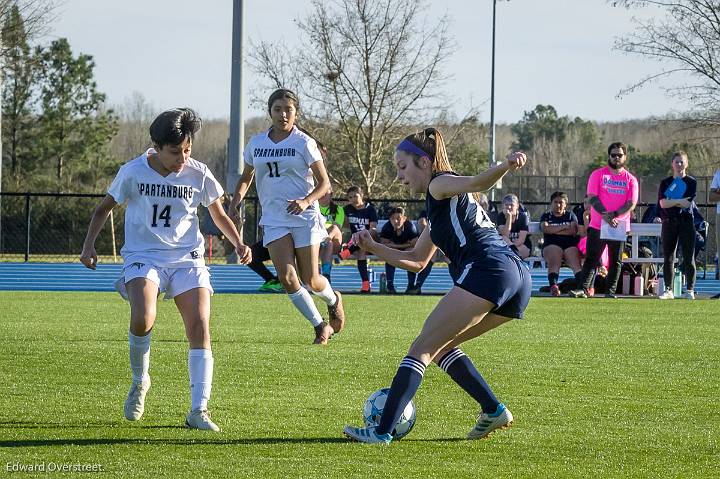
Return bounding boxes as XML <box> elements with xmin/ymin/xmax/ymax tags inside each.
<box><xmin>362</xmin><ymin>387</ymin><xmax>416</xmax><ymax>440</ymax></box>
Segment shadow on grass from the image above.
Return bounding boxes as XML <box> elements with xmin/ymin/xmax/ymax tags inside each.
<box><xmin>0</xmin><ymin>437</ymin><xmax>349</xmax><ymax>448</ymax></box>
<box><xmin>0</xmin><ymin>421</ymin><xmax>118</xmax><ymax>429</ymax></box>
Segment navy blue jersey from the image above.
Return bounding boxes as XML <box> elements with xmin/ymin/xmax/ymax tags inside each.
<box><xmin>380</xmin><ymin>219</ymin><xmax>419</xmax><ymax>245</ymax></box>
<box><xmin>540</xmin><ymin>211</ymin><xmax>578</xmax><ymax>242</ymax></box>
<box><xmin>496</xmin><ymin>210</ymin><xmax>532</xmax><ymax>250</ymax></box>
<box><xmin>345</xmin><ymin>203</ymin><xmax>378</xmax><ymax>234</ymax></box>
<box><xmin>425</xmin><ymin>173</ymin><xmax>510</xmax><ymax>280</ymax></box>
<box><xmin>658</xmin><ymin>175</ymin><xmax>696</xmax><ymax>220</ymax></box>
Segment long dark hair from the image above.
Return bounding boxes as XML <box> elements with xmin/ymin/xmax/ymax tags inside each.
<box><xmin>266</xmin><ymin>89</ymin><xmax>328</xmax><ymax>162</ymax></box>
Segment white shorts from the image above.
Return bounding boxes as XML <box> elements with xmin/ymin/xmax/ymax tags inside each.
<box><xmin>114</xmin><ymin>263</ymin><xmax>213</xmax><ymax>300</ymax></box>
<box><xmin>263</xmin><ymin>219</ymin><xmax>328</xmax><ymax>248</ymax></box>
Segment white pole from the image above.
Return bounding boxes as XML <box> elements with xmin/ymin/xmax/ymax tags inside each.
<box><xmin>489</xmin><ymin>0</ymin><xmax>500</xmax><ymax>201</ymax></box>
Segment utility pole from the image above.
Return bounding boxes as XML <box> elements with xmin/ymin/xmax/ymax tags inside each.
<box><xmin>226</xmin><ymin>0</ymin><xmax>245</xmax><ymax>193</ymax></box>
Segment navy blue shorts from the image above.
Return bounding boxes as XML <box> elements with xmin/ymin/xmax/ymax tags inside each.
<box><xmin>542</xmin><ymin>236</ymin><xmax>579</xmax><ymax>251</ymax></box>
<box><xmin>454</xmin><ymin>252</ymin><xmax>532</xmax><ymax>319</ymax></box>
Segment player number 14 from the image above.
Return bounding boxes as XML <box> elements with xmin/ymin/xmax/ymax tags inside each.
<box><xmin>151</xmin><ymin>204</ymin><xmax>171</xmax><ymax>227</ymax></box>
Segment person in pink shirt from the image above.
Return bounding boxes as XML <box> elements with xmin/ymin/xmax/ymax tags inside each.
<box><xmin>570</xmin><ymin>142</ymin><xmax>639</xmax><ymax>298</ymax></box>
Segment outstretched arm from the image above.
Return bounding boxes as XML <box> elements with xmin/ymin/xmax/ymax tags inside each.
<box><xmin>353</xmin><ymin>228</ymin><xmax>436</xmax><ymax>273</ymax></box>
<box><xmin>80</xmin><ymin>195</ymin><xmax>117</xmax><ymax>269</ymax></box>
<box><xmin>428</xmin><ymin>152</ymin><xmax>527</xmax><ymax>200</ymax></box>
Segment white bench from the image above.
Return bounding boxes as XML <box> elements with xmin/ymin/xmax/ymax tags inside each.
<box><xmin>524</xmin><ymin>221</ymin><xmax>664</xmax><ymax>267</ymax></box>
<box><xmin>375</xmin><ymin>220</ymin><xmax>665</xmax><ymax>266</ymax></box>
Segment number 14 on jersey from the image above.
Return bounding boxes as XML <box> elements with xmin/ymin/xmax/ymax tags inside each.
<box><xmin>152</xmin><ymin>204</ymin><xmax>171</xmax><ymax>227</ymax></box>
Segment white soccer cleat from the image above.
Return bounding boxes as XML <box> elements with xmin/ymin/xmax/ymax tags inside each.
<box><xmin>124</xmin><ymin>378</ymin><xmax>150</xmax><ymax>421</ymax></box>
<box><xmin>343</xmin><ymin>424</ymin><xmax>393</xmax><ymax>444</ymax></box>
<box><xmin>658</xmin><ymin>289</ymin><xmax>675</xmax><ymax>300</ymax></box>
<box><xmin>467</xmin><ymin>403</ymin><xmax>514</xmax><ymax>440</ymax></box>
<box><xmin>185</xmin><ymin>408</ymin><xmax>220</xmax><ymax>432</ymax></box>
<box><xmin>681</xmin><ymin>290</ymin><xmax>695</xmax><ymax>300</ymax></box>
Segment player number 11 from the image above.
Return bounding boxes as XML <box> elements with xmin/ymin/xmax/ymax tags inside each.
<box><xmin>266</xmin><ymin>161</ymin><xmax>280</xmax><ymax>178</ymax></box>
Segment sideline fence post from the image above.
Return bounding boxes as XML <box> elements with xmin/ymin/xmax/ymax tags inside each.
<box><xmin>24</xmin><ymin>194</ymin><xmax>30</xmax><ymax>262</ymax></box>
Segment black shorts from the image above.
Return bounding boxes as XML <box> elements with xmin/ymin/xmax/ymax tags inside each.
<box><xmin>454</xmin><ymin>252</ymin><xmax>532</xmax><ymax>319</ymax></box>
<box><xmin>543</xmin><ymin>237</ymin><xmax>579</xmax><ymax>251</ymax></box>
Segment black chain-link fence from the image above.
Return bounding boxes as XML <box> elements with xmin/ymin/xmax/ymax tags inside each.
<box><xmin>1</xmin><ymin>174</ymin><xmax>718</xmax><ymax>266</ymax></box>
<box><xmin>0</xmin><ymin>193</ymin><xmax>262</xmax><ymax>263</ymax></box>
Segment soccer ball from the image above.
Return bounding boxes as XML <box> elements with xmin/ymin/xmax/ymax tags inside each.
<box><xmin>362</xmin><ymin>388</ymin><xmax>416</xmax><ymax>440</ymax></box>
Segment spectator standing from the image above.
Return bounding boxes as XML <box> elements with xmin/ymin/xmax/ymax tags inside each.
<box><xmin>657</xmin><ymin>151</ymin><xmax>697</xmax><ymax>300</ymax></box>
<box><xmin>570</xmin><ymin>142</ymin><xmax>638</xmax><ymax>298</ymax></box>
<box><xmin>710</xmin><ymin>166</ymin><xmax>720</xmax><ymax>279</ymax></box>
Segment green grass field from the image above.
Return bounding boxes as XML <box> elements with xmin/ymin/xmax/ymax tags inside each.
<box><xmin>0</xmin><ymin>292</ymin><xmax>718</xmax><ymax>478</ymax></box>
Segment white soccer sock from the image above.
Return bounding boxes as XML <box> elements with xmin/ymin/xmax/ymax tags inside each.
<box><xmin>188</xmin><ymin>348</ymin><xmax>214</xmax><ymax>411</ymax></box>
<box><xmin>311</xmin><ymin>279</ymin><xmax>337</xmax><ymax>306</ymax></box>
<box><xmin>128</xmin><ymin>331</ymin><xmax>151</xmax><ymax>383</ymax></box>
<box><xmin>288</xmin><ymin>288</ymin><xmax>324</xmax><ymax>327</ymax></box>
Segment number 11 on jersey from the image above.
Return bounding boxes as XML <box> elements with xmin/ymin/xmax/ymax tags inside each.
<box><xmin>152</xmin><ymin>204</ymin><xmax>171</xmax><ymax>227</ymax></box>
<box><xmin>266</xmin><ymin>161</ymin><xmax>280</xmax><ymax>178</ymax></box>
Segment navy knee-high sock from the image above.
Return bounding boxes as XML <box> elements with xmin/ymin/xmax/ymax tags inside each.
<box><xmin>376</xmin><ymin>356</ymin><xmax>425</xmax><ymax>436</ymax></box>
<box><xmin>416</xmin><ymin>261</ymin><xmax>433</xmax><ymax>288</ymax></box>
<box><xmin>548</xmin><ymin>272</ymin><xmax>559</xmax><ymax>286</ymax></box>
<box><xmin>358</xmin><ymin>259</ymin><xmax>369</xmax><ymax>282</ymax></box>
<box><xmin>438</xmin><ymin>348</ymin><xmax>499</xmax><ymax>414</ymax></box>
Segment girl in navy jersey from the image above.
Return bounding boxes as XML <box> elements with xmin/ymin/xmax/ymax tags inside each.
<box><xmin>496</xmin><ymin>194</ymin><xmax>532</xmax><ymax>259</ymax></box>
<box><xmin>540</xmin><ymin>191</ymin><xmax>581</xmax><ymax>296</ymax></box>
<box><xmin>343</xmin><ymin>127</ymin><xmax>529</xmax><ymax>444</ymax></box>
<box><xmin>339</xmin><ymin>186</ymin><xmax>378</xmax><ymax>293</ymax></box>
<box><xmin>80</xmin><ymin>108</ymin><xmax>252</xmax><ymax>432</ymax></box>
<box><xmin>229</xmin><ymin>89</ymin><xmax>345</xmax><ymax>344</ymax></box>
<box><xmin>379</xmin><ymin>206</ymin><xmax>419</xmax><ymax>294</ymax></box>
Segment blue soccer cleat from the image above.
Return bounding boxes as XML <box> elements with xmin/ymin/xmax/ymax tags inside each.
<box><xmin>343</xmin><ymin>425</ymin><xmax>393</xmax><ymax>444</ymax></box>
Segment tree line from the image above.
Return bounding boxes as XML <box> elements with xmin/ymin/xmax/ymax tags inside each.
<box><xmin>1</xmin><ymin>3</ymin><xmax>116</xmax><ymax>193</ymax></box>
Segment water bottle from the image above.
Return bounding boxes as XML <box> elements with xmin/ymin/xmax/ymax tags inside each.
<box><xmin>658</xmin><ymin>275</ymin><xmax>665</xmax><ymax>294</ymax></box>
<box><xmin>622</xmin><ymin>271</ymin><xmax>631</xmax><ymax>295</ymax></box>
<box><xmin>379</xmin><ymin>272</ymin><xmax>387</xmax><ymax>294</ymax></box>
<box><xmin>633</xmin><ymin>275</ymin><xmax>644</xmax><ymax>296</ymax></box>
<box><xmin>673</xmin><ymin>268</ymin><xmax>682</xmax><ymax>297</ymax></box>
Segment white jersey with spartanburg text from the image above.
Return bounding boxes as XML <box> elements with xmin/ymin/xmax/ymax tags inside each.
<box><xmin>244</xmin><ymin>127</ymin><xmax>324</xmax><ymax>227</ymax></box>
<box><xmin>107</xmin><ymin>150</ymin><xmax>224</xmax><ymax>268</ymax></box>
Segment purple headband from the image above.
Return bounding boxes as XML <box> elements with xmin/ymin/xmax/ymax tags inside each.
<box><xmin>396</xmin><ymin>139</ymin><xmax>433</xmax><ymax>159</ymax></box>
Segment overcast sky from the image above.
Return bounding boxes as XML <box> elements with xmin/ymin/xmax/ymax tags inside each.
<box><xmin>47</xmin><ymin>0</ymin><xmax>691</xmax><ymax>123</ymax></box>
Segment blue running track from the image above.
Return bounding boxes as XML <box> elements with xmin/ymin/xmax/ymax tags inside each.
<box><xmin>1</xmin><ymin>262</ymin><xmax>719</xmax><ymax>297</ymax></box>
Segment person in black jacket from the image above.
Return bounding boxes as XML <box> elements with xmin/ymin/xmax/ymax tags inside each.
<box><xmin>657</xmin><ymin>150</ymin><xmax>697</xmax><ymax>300</ymax></box>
